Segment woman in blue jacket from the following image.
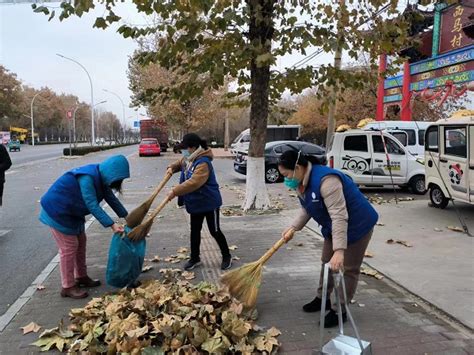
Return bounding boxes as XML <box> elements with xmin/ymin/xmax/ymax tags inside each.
<box><xmin>278</xmin><ymin>150</ymin><xmax>378</xmax><ymax>328</ymax></box>
<box><xmin>167</xmin><ymin>133</ymin><xmax>232</xmax><ymax>271</ymax></box>
<box><xmin>40</xmin><ymin>155</ymin><xmax>129</xmax><ymax>299</ymax></box>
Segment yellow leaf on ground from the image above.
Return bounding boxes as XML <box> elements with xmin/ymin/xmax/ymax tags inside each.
<box><xmin>447</xmin><ymin>226</ymin><xmax>464</xmax><ymax>233</ymax></box>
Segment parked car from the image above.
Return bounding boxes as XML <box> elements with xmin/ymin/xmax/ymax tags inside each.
<box><xmin>8</xmin><ymin>139</ymin><xmax>20</xmax><ymax>152</ymax></box>
<box><xmin>234</xmin><ymin>141</ymin><xmax>326</xmax><ymax>183</ymax></box>
<box><xmin>139</xmin><ymin>138</ymin><xmax>161</xmax><ymax>157</ymax></box>
<box><xmin>230</xmin><ymin>125</ymin><xmax>301</xmax><ymax>154</ymax></box>
<box><xmin>327</xmin><ymin>129</ymin><xmax>426</xmax><ymax>194</ymax></box>
<box><xmin>425</xmin><ymin>113</ymin><xmax>473</xmax><ymax>208</ymax></box>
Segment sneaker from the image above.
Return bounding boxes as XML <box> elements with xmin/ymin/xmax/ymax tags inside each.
<box><xmin>184</xmin><ymin>259</ymin><xmax>201</xmax><ymax>271</ymax></box>
<box><xmin>302</xmin><ymin>296</ymin><xmax>331</xmax><ymax>313</ymax></box>
<box><xmin>322</xmin><ymin>308</ymin><xmax>347</xmax><ymax>328</ymax></box>
<box><xmin>221</xmin><ymin>256</ymin><xmax>232</xmax><ymax>270</ymax></box>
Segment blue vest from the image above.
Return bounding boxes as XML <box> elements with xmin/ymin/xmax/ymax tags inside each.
<box><xmin>300</xmin><ymin>165</ymin><xmax>378</xmax><ymax>244</ymax></box>
<box><xmin>183</xmin><ymin>157</ymin><xmax>222</xmax><ymax>214</ymax></box>
<box><xmin>41</xmin><ymin>164</ymin><xmax>105</xmax><ymax>230</ymax></box>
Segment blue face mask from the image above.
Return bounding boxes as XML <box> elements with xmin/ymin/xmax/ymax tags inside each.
<box><xmin>181</xmin><ymin>149</ymin><xmax>191</xmax><ymax>158</ymax></box>
<box><xmin>284</xmin><ymin>176</ymin><xmax>300</xmax><ymax>190</ymax></box>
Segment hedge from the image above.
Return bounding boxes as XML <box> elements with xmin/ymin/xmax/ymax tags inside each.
<box><xmin>63</xmin><ymin>143</ymin><xmax>137</xmax><ymax>156</ymax></box>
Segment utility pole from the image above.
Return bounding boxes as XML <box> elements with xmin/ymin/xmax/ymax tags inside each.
<box><xmin>325</xmin><ymin>0</ymin><xmax>345</xmax><ymax>148</ymax></box>
<box><xmin>224</xmin><ymin>110</ymin><xmax>230</xmax><ymax>151</ymax></box>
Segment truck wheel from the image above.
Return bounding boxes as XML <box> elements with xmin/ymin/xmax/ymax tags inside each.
<box><xmin>429</xmin><ymin>185</ymin><xmax>449</xmax><ymax>209</ymax></box>
<box><xmin>265</xmin><ymin>166</ymin><xmax>281</xmax><ymax>184</ymax></box>
<box><xmin>409</xmin><ymin>175</ymin><xmax>426</xmax><ymax>195</ymax></box>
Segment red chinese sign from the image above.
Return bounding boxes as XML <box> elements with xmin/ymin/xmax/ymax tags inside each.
<box><xmin>439</xmin><ymin>4</ymin><xmax>474</xmax><ymax>55</ymax></box>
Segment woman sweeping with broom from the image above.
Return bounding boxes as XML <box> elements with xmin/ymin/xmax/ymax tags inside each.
<box><xmin>166</xmin><ymin>133</ymin><xmax>232</xmax><ymax>271</ymax></box>
<box><xmin>278</xmin><ymin>150</ymin><xmax>378</xmax><ymax>328</ymax></box>
<box><xmin>39</xmin><ymin>155</ymin><xmax>130</xmax><ymax>299</ymax></box>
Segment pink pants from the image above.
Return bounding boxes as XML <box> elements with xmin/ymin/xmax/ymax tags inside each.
<box><xmin>50</xmin><ymin>228</ymin><xmax>87</xmax><ymax>288</ymax></box>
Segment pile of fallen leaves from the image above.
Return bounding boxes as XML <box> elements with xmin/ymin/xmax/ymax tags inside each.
<box><xmin>367</xmin><ymin>195</ymin><xmax>415</xmax><ymax>205</ymax></box>
<box><xmin>33</xmin><ymin>273</ymin><xmax>281</xmax><ymax>354</ymax></box>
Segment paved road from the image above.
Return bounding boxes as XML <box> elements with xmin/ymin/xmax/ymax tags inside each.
<box><xmin>0</xmin><ymin>145</ymin><xmax>137</xmax><ymax>315</ymax></box>
<box><xmin>7</xmin><ymin>143</ymin><xmax>86</xmax><ymax>167</ymax></box>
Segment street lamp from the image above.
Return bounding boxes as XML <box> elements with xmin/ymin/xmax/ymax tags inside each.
<box><xmin>72</xmin><ymin>100</ymin><xmax>106</xmax><ymax>146</ymax></box>
<box><xmin>56</xmin><ymin>53</ymin><xmax>96</xmax><ymax>145</ymax></box>
<box><xmin>30</xmin><ymin>92</ymin><xmax>41</xmax><ymax>146</ymax></box>
<box><xmin>103</xmin><ymin>89</ymin><xmax>126</xmax><ymax>142</ymax></box>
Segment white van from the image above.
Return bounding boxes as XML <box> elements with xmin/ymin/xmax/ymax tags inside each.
<box><xmin>425</xmin><ymin>114</ymin><xmax>474</xmax><ymax>208</ymax></box>
<box><xmin>362</xmin><ymin>121</ymin><xmax>431</xmax><ymax>157</ymax></box>
<box><xmin>230</xmin><ymin>125</ymin><xmax>301</xmax><ymax>154</ymax></box>
<box><xmin>328</xmin><ymin>129</ymin><xmax>426</xmax><ymax>194</ymax></box>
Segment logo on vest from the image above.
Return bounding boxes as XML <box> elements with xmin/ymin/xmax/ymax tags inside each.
<box><xmin>311</xmin><ymin>192</ymin><xmax>319</xmax><ymax>203</ymax></box>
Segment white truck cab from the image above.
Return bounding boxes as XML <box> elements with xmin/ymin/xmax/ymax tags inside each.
<box><xmin>425</xmin><ymin>113</ymin><xmax>474</xmax><ymax>208</ymax></box>
<box><xmin>328</xmin><ymin>129</ymin><xmax>426</xmax><ymax>194</ymax></box>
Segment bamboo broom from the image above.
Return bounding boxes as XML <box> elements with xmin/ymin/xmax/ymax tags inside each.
<box><xmin>220</xmin><ymin>237</ymin><xmax>287</xmax><ymax>309</ymax></box>
<box><xmin>128</xmin><ymin>196</ymin><xmax>171</xmax><ymax>241</ymax></box>
<box><xmin>126</xmin><ymin>172</ymin><xmax>172</xmax><ymax>228</ymax></box>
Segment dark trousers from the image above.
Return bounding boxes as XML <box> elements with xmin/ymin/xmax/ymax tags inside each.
<box><xmin>0</xmin><ymin>181</ymin><xmax>4</xmax><ymax>206</ymax></box>
<box><xmin>190</xmin><ymin>209</ymin><xmax>230</xmax><ymax>261</ymax></box>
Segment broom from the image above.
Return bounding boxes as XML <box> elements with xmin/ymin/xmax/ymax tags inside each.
<box><xmin>128</xmin><ymin>196</ymin><xmax>171</xmax><ymax>241</ymax></box>
<box><xmin>221</xmin><ymin>237</ymin><xmax>286</xmax><ymax>309</ymax></box>
<box><xmin>126</xmin><ymin>172</ymin><xmax>172</xmax><ymax>228</ymax></box>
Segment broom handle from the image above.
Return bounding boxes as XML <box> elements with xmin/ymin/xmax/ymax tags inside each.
<box><xmin>149</xmin><ymin>172</ymin><xmax>172</xmax><ymax>201</ymax></box>
<box><xmin>257</xmin><ymin>238</ymin><xmax>286</xmax><ymax>264</ymax></box>
<box><xmin>144</xmin><ymin>197</ymin><xmax>170</xmax><ymax>223</ymax></box>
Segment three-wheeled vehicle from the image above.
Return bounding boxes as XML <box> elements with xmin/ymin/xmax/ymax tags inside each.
<box><xmin>8</xmin><ymin>139</ymin><xmax>21</xmax><ymax>152</ymax></box>
<box><xmin>425</xmin><ymin>112</ymin><xmax>474</xmax><ymax>208</ymax></box>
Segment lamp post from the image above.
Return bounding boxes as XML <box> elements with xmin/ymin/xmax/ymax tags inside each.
<box><xmin>103</xmin><ymin>89</ymin><xmax>126</xmax><ymax>143</ymax></box>
<box><xmin>56</xmin><ymin>53</ymin><xmax>96</xmax><ymax>145</ymax></box>
<box><xmin>72</xmin><ymin>100</ymin><xmax>107</xmax><ymax>146</ymax></box>
<box><xmin>30</xmin><ymin>92</ymin><xmax>41</xmax><ymax>146</ymax></box>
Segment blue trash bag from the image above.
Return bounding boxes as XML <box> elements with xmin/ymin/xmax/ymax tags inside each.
<box><xmin>106</xmin><ymin>226</ymin><xmax>146</xmax><ymax>288</ymax></box>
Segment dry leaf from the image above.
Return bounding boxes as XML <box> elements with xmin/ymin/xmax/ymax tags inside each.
<box><xmin>21</xmin><ymin>322</ymin><xmax>41</xmax><ymax>334</ymax></box>
<box><xmin>358</xmin><ymin>303</ymin><xmax>366</xmax><ymax>308</ymax></box>
<box><xmin>232</xmin><ymin>256</ymin><xmax>241</xmax><ymax>261</ymax></box>
<box><xmin>182</xmin><ymin>271</ymin><xmax>195</xmax><ymax>280</ymax></box>
<box><xmin>177</xmin><ymin>247</ymin><xmax>188</xmax><ymax>253</ymax></box>
<box><xmin>142</xmin><ymin>265</ymin><xmax>153</xmax><ymax>273</ymax></box>
<box><xmin>386</xmin><ymin>239</ymin><xmax>412</xmax><ymax>247</ymax></box>
<box><xmin>376</xmin><ymin>222</ymin><xmax>385</xmax><ymax>226</ymax></box>
<box><xmin>228</xmin><ymin>245</ymin><xmax>238</xmax><ymax>250</ymax></box>
<box><xmin>360</xmin><ymin>266</ymin><xmax>384</xmax><ymax>280</ymax></box>
<box><xmin>36</xmin><ymin>285</ymin><xmax>46</xmax><ymax>291</ymax></box>
<box><xmin>295</xmin><ymin>242</ymin><xmax>304</xmax><ymax>247</ymax></box>
<box><xmin>434</xmin><ymin>228</ymin><xmax>443</xmax><ymax>232</ymax></box>
<box><xmin>447</xmin><ymin>226</ymin><xmax>464</xmax><ymax>233</ymax></box>
<box><xmin>150</xmin><ymin>255</ymin><xmax>161</xmax><ymax>263</ymax></box>
<box><xmin>364</xmin><ymin>251</ymin><xmax>374</xmax><ymax>258</ymax></box>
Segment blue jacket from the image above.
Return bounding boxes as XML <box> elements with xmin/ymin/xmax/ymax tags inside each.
<box><xmin>300</xmin><ymin>165</ymin><xmax>378</xmax><ymax>244</ymax></box>
<box><xmin>40</xmin><ymin>155</ymin><xmax>130</xmax><ymax>234</ymax></box>
<box><xmin>183</xmin><ymin>156</ymin><xmax>222</xmax><ymax>214</ymax></box>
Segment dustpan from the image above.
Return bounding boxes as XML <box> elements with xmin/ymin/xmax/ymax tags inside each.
<box><xmin>319</xmin><ymin>263</ymin><xmax>372</xmax><ymax>355</ymax></box>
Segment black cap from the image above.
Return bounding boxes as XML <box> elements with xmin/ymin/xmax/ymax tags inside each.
<box><xmin>177</xmin><ymin>133</ymin><xmax>202</xmax><ymax>149</ymax></box>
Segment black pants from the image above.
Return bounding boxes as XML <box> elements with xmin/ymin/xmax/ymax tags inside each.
<box><xmin>190</xmin><ymin>209</ymin><xmax>230</xmax><ymax>261</ymax></box>
<box><xmin>0</xmin><ymin>181</ymin><xmax>4</xmax><ymax>206</ymax></box>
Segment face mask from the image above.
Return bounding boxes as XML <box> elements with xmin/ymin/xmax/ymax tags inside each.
<box><xmin>181</xmin><ymin>149</ymin><xmax>191</xmax><ymax>158</ymax></box>
<box><xmin>283</xmin><ymin>150</ymin><xmax>301</xmax><ymax>190</ymax></box>
<box><xmin>284</xmin><ymin>177</ymin><xmax>300</xmax><ymax>190</ymax></box>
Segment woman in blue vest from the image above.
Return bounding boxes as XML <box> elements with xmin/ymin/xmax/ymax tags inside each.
<box><xmin>278</xmin><ymin>150</ymin><xmax>378</xmax><ymax>328</ymax></box>
<box><xmin>167</xmin><ymin>133</ymin><xmax>232</xmax><ymax>271</ymax></box>
<box><xmin>39</xmin><ymin>155</ymin><xmax>129</xmax><ymax>299</ymax></box>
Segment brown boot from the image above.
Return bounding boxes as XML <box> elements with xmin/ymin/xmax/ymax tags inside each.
<box><xmin>60</xmin><ymin>286</ymin><xmax>88</xmax><ymax>299</ymax></box>
<box><xmin>75</xmin><ymin>276</ymin><xmax>101</xmax><ymax>288</ymax></box>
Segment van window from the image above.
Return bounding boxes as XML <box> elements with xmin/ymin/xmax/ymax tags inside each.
<box><xmin>426</xmin><ymin>126</ymin><xmax>438</xmax><ymax>152</ymax></box>
<box><xmin>418</xmin><ymin>130</ymin><xmax>425</xmax><ymax>146</ymax></box>
<box><xmin>444</xmin><ymin>127</ymin><xmax>467</xmax><ymax>158</ymax></box>
<box><xmin>401</xmin><ymin>129</ymin><xmax>416</xmax><ymax>145</ymax></box>
<box><xmin>232</xmin><ymin>132</ymin><xmax>243</xmax><ymax>144</ymax></box>
<box><xmin>344</xmin><ymin>135</ymin><xmax>368</xmax><ymax>152</ymax></box>
<box><xmin>390</xmin><ymin>132</ymin><xmax>408</xmax><ymax>146</ymax></box>
<box><xmin>372</xmin><ymin>136</ymin><xmax>405</xmax><ymax>155</ymax></box>
<box><xmin>241</xmin><ymin>134</ymin><xmax>251</xmax><ymax>143</ymax></box>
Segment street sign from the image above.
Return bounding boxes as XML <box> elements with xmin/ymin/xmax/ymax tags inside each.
<box><xmin>133</xmin><ymin>120</ymin><xmax>140</xmax><ymax>128</ymax></box>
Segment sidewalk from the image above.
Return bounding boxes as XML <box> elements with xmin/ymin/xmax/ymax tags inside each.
<box><xmin>0</xmin><ymin>158</ymin><xmax>472</xmax><ymax>353</ymax></box>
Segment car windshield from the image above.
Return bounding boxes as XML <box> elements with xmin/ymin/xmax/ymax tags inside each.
<box><xmin>141</xmin><ymin>140</ymin><xmax>157</xmax><ymax>145</ymax></box>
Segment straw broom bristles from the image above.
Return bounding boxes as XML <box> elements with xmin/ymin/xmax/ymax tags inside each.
<box><xmin>126</xmin><ymin>173</ymin><xmax>172</xmax><ymax>228</ymax></box>
<box><xmin>128</xmin><ymin>197</ymin><xmax>170</xmax><ymax>241</ymax></box>
<box><xmin>221</xmin><ymin>238</ymin><xmax>286</xmax><ymax>309</ymax></box>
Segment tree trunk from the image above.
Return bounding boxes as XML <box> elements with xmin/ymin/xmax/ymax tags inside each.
<box><xmin>242</xmin><ymin>0</ymin><xmax>274</xmax><ymax>211</ymax></box>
